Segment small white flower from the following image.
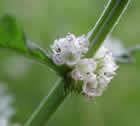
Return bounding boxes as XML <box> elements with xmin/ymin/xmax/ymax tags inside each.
<box><xmin>51</xmin><ymin>33</ymin><xmax>89</xmax><ymax>66</ymax></box>
<box><xmin>83</xmin><ymin>81</ymin><xmax>98</xmax><ymax>99</ymax></box>
<box><xmin>72</xmin><ymin>46</ymin><xmax>118</xmax><ymax>99</ymax></box>
<box><xmin>95</xmin><ymin>46</ymin><xmax>118</xmax><ymax>82</ymax></box>
<box><xmin>72</xmin><ymin>58</ymin><xmax>97</xmax><ymax>81</ymax></box>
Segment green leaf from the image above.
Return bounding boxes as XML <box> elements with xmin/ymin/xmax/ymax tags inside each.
<box><xmin>0</xmin><ymin>15</ymin><xmax>28</xmax><ymax>52</ymax></box>
<box><xmin>0</xmin><ymin>15</ymin><xmax>63</xmax><ymax>75</ymax></box>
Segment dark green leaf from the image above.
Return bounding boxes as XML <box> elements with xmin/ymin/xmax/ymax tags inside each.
<box><xmin>0</xmin><ymin>15</ymin><xmax>63</xmax><ymax>75</ymax></box>
<box><xmin>0</xmin><ymin>15</ymin><xmax>28</xmax><ymax>52</ymax></box>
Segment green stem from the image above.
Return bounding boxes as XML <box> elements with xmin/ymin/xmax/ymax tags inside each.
<box><xmin>26</xmin><ymin>40</ymin><xmax>65</xmax><ymax>76</ymax></box>
<box><xmin>24</xmin><ymin>1</ymin><xmax>131</xmax><ymax>126</ymax></box>
<box><xmin>24</xmin><ymin>78</ymin><xmax>70</xmax><ymax>126</ymax></box>
<box><xmin>86</xmin><ymin>0</ymin><xmax>130</xmax><ymax>58</ymax></box>
<box><xmin>0</xmin><ymin>15</ymin><xmax>64</xmax><ymax>76</ymax></box>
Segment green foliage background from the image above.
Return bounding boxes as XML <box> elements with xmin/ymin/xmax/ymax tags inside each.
<box><xmin>0</xmin><ymin>0</ymin><xmax>140</xmax><ymax>126</ymax></box>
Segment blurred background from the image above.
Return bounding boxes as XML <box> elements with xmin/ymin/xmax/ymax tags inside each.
<box><xmin>0</xmin><ymin>0</ymin><xmax>140</xmax><ymax>126</ymax></box>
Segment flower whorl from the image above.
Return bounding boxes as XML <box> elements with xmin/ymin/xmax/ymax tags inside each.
<box><xmin>51</xmin><ymin>33</ymin><xmax>89</xmax><ymax>66</ymax></box>
<box><xmin>51</xmin><ymin>33</ymin><xmax>118</xmax><ymax>99</ymax></box>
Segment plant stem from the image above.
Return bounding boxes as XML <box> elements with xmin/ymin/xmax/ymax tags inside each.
<box><xmin>86</xmin><ymin>0</ymin><xmax>130</xmax><ymax>58</ymax></box>
<box><xmin>24</xmin><ymin>1</ymin><xmax>131</xmax><ymax>126</ymax></box>
<box><xmin>24</xmin><ymin>78</ymin><xmax>70</xmax><ymax>126</ymax></box>
<box><xmin>26</xmin><ymin>40</ymin><xmax>66</xmax><ymax>76</ymax></box>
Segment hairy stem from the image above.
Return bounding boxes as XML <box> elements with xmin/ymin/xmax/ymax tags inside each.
<box><xmin>24</xmin><ymin>78</ymin><xmax>70</xmax><ymax>126</ymax></box>
<box><xmin>86</xmin><ymin>0</ymin><xmax>130</xmax><ymax>58</ymax></box>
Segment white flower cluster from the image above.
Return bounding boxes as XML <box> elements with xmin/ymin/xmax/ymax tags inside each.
<box><xmin>51</xmin><ymin>33</ymin><xmax>118</xmax><ymax>99</ymax></box>
<box><xmin>51</xmin><ymin>33</ymin><xmax>89</xmax><ymax>66</ymax></box>
<box><xmin>72</xmin><ymin>47</ymin><xmax>118</xmax><ymax>99</ymax></box>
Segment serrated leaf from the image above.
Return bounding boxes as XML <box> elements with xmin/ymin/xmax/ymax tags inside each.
<box><xmin>0</xmin><ymin>15</ymin><xmax>28</xmax><ymax>52</ymax></box>
<box><xmin>0</xmin><ymin>15</ymin><xmax>62</xmax><ymax>75</ymax></box>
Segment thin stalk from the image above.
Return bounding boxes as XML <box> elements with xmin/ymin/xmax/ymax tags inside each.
<box><xmin>86</xmin><ymin>0</ymin><xmax>130</xmax><ymax>58</ymax></box>
<box><xmin>24</xmin><ymin>78</ymin><xmax>70</xmax><ymax>126</ymax></box>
